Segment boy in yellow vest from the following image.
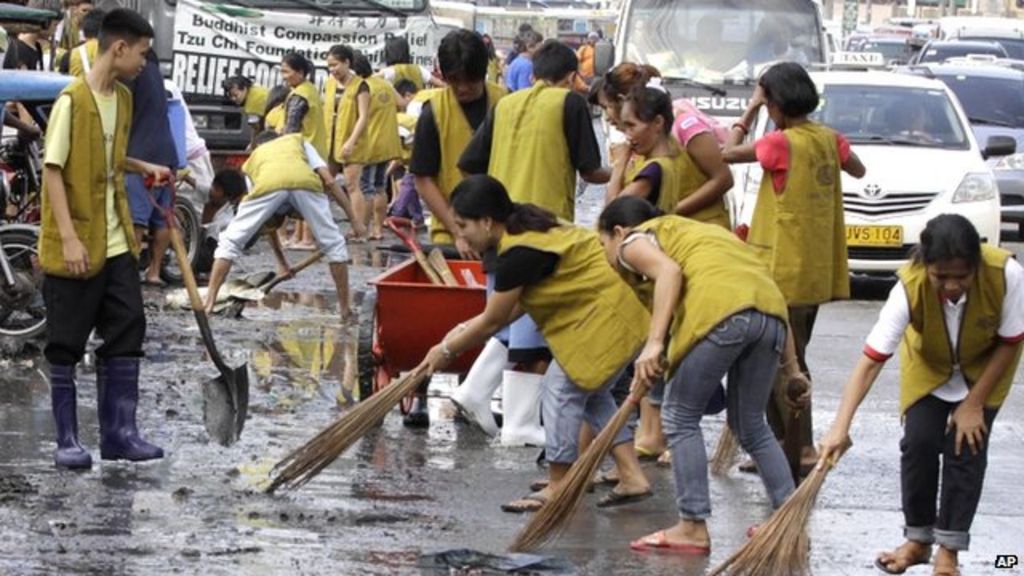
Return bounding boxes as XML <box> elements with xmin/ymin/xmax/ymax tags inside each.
<box><xmin>203</xmin><ymin>131</ymin><xmax>365</xmax><ymax>321</ymax></box>
<box><xmin>40</xmin><ymin>8</ymin><xmax>169</xmax><ymax>469</ymax></box>
<box><xmin>410</xmin><ymin>30</ymin><xmax>505</xmax><ymax>261</ymax></box>
<box><xmin>387</xmin><ymin>79</ymin><xmax>425</xmax><ymax>227</ymax></box>
<box><xmin>63</xmin><ymin>7</ymin><xmax>102</xmax><ymax>77</ymax></box>
<box><xmin>820</xmin><ymin>215</ymin><xmax>1023</xmax><ymax>576</ymax></box>
<box><xmin>723</xmin><ymin>62</ymin><xmax>866</xmax><ymax>475</ymax></box>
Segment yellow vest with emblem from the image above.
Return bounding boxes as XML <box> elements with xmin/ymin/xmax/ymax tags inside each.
<box><xmin>748</xmin><ymin>122</ymin><xmax>849</xmax><ymax>305</ymax></box>
<box><xmin>349</xmin><ymin>76</ymin><xmax>402</xmax><ymax>165</ymax></box>
<box><xmin>243</xmin><ymin>85</ymin><xmax>269</xmax><ymax>118</ymax></box>
<box><xmin>897</xmin><ymin>245</ymin><xmax>1022</xmax><ymax>413</ymax></box>
<box><xmin>286</xmin><ymin>80</ymin><xmax>328</xmax><ymax>159</ymax></box>
<box><xmin>242</xmin><ymin>134</ymin><xmax>324</xmax><ymax>201</ymax></box>
<box><xmin>630</xmin><ymin>217</ymin><xmax>788</xmax><ymax>372</ymax></box>
<box><xmin>331</xmin><ymin>76</ymin><xmax>370</xmax><ymax>163</ymax></box>
<box><xmin>397</xmin><ymin>112</ymin><xmax>417</xmax><ymax>163</ymax></box>
<box><xmin>489</xmin><ymin>82</ymin><xmax>575</xmax><ymax>220</ymax></box>
<box><xmin>498</xmin><ymin>224</ymin><xmax>649</xmax><ymax>390</ymax></box>
<box><xmin>391</xmin><ymin>63</ymin><xmax>424</xmax><ymax>90</ymax></box>
<box><xmin>69</xmin><ymin>39</ymin><xmax>98</xmax><ymax>78</ymax></box>
<box><xmin>634</xmin><ymin>142</ymin><xmax>730</xmax><ymax>229</ymax></box>
<box><xmin>39</xmin><ymin>79</ymin><xmax>139</xmax><ymax>278</ymax></box>
<box><xmin>429</xmin><ymin>82</ymin><xmax>506</xmax><ymax>244</ymax></box>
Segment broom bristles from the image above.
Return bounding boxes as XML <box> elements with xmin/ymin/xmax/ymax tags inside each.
<box><xmin>710</xmin><ymin>425</ymin><xmax>740</xmax><ymax>475</ymax></box>
<box><xmin>509</xmin><ymin>392</ymin><xmax>643</xmax><ymax>552</ymax></box>
<box><xmin>708</xmin><ymin>459</ymin><xmax>833</xmax><ymax>576</ymax></box>
<box><xmin>265</xmin><ymin>367</ymin><xmax>428</xmax><ymax>494</ymax></box>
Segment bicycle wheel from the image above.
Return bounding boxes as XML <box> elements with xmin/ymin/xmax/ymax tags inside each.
<box><xmin>0</xmin><ymin>229</ymin><xmax>46</xmax><ymax>339</ymax></box>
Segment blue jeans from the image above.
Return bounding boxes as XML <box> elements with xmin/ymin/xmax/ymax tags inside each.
<box><xmin>663</xmin><ymin>309</ymin><xmax>794</xmax><ymax>519</ymax></box>
<box><xmin>541</xmin><ymin>360</ymin><xmax>632</xmax><ymax>464</ymax></box>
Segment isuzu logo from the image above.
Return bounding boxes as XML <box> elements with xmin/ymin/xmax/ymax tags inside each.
<box><xmin>862</xmin><ymin>184</ymin><xmax>884</xmax><ymax>199</ymax></box>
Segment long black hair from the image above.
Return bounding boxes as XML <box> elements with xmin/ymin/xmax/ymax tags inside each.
<box><xmin>912</xmin><ymin>214</ymin><xmax>982</xmax><ymax>269</ymax></box>
<box><xmin>597</xmin><ymin>196</ymin><xmax>662</xmax><ymax>233</ymax></box>
<box><xmin>450</xmin><ymin>175</ymin><xmax>559</xmax><ymax>235</ymax></box>
<box><xmin>384</xmin><ymin>36</ymin><xmax>412</xmax><ymax>66</ymax></box>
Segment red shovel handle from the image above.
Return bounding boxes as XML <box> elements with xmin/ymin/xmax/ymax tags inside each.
<box><xmin>385</xmin><ymin>216</ymin><xmax>420</xmax><ymax>252</ymax></box>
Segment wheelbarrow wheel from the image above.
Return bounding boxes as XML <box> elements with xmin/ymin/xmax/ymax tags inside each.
<box><xmin>357</xmin><ymin>290</ymin><xmax>377</xmax><ymax>401</ymax></box>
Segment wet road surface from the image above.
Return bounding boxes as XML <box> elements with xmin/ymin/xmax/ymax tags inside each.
<box><xmin>2</xmin><ymin>190</ymin><xmax>1024</xmax><ymax>575</ymax></box>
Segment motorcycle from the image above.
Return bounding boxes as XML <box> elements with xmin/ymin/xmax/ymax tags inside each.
<box><xmin>0</xmin><ymin>222</ymin><xmax>44</xmax><ymax>340</ymax></box>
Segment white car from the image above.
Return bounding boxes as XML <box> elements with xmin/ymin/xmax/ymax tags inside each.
<box><xmin>734</xmin><ymin>70</ymin><xmax>1004</xmax><ymax>274</ymax></box>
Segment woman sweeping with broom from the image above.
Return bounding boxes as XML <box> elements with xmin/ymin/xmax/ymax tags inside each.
<box><xmin>596</xmin><ymin>197</ymin><xmax>796</xmax><ymax>555</ymax></box>
<box><xmin>819</xmin><ymin>214</ymin><xmax>1024</xmax><ymax>576</ymax></box>
<box><xmin>419</xmin><ymin>174</ymin><xmax>653</xmax><ymax>513</ymax></box>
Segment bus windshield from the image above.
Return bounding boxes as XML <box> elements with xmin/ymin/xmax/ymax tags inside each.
<box><xmin>622</xmin><ymin>0</ymin><xmax>824</xmax><ymax>84</ymax></box>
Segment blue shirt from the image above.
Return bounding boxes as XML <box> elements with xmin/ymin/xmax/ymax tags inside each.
<box><xmin>506</xmin><ymin>55</ymin><xmax>534</xmax><ymax>92</ymax></box>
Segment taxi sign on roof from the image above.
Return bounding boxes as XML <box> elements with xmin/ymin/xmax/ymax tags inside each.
<box><xmin>831</xmin><ymin>51</ymin><xmax>887</xmax><ymax>68</ymax></box>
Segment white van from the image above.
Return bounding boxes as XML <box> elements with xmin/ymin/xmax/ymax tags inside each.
<box><xmin>734</xmin><ymin>71</ymin><xmax>1011</xmax><ymax>274</ymax></box>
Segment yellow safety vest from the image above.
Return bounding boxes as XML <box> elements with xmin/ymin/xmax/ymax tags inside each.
<box><xmin>391</xmin><ymin>63</ymin><xmax>425</xmax><ymax>90</ymax></box>
<box><xmin>633</xmin><ymin>142</ymin><xmax>730</xmax><ymax>229</ymax></box>
<box><xmin>629</xmin><ymin>217</ymin><xmax>788</xmax><ymax>372</ymax></box>
<box><xmin>286</xmin><ymin>80</ymin><xmax>328</xmax><ymax>160</ymax></box>
<box><xmin>265</xmin><ymin>104</ymin><xmax>285</xmax><ymax>132</ymax></box>
<box><xmin>487</xmin><ymin>58</ymin><xmax>501</xmax><ymax>86</ymax></box>
<box><xmin>243</xmin><ymin>85</ymin><xmax>269</xmax><ymax>118</ymax></box>
<box><xmin>428</xmin><ymin>82</ymin><xmax>506</xmax><ymax>244</ymax></box>
<box><xmin>489</xmin><ymin>82</ymin><xmax>574</xmax><ymax>220</ymax></box>
<box><xmin>39</xmin><ymin>79</ymin><xmax>139</xmax><ymax>278</ymax></box>
<box><xmin>331</xmin><ymin>76</ymin><xmax>369</xmax><ymax>164</ymax></box>
<box><xmin>68</xmin><ymin>39</ymin><xmax>97</xmax><ymax>78</ymax></box>
<box><xmin>351</xmin><ymin>76</ymin><xmax>402</xmax><ymax>165</ymax></box>
<box><xmin>897</xmin><ymin>245</ymin><xmax>1022</xmax><ymax>413</ymax></box>
<box><xmin>498</xmin><ymin>224</ymin><xmax>649</xmax><ymax>390</ymax></box>
<box><xmin>397</xmin><ymin>112</ymin><xmax>417</xmax><ymax>163</ymax></box>
<box><xmin>242</xmin><ymin>134</ymin><xmax>324</xmax><ymax>200</ymax></box>
<box><xmin>748</xmin><ymin>122</ymin><xmax>849</xmax><ymax>305</ymax></box>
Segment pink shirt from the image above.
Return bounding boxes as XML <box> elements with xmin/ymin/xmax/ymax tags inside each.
<box><xmin>671</xmin><ymin>98</ymin><xmax>728</xmax><ymax>147</ymax></box>
<box><xmin>754</xmin><ymin>129</ymin><xmax>852</xmax><ymax>194</ymax></box>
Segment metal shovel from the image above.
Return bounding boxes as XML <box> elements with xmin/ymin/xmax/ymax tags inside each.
<box><xmin>169</xmin><ymin>225</ymin><xmax>249</xmax><ymax>446</ymax></box>
<box><xmin>222</xmin><ymin>250</ymin><xmax>325</xmax><ymax>318</ymax></box>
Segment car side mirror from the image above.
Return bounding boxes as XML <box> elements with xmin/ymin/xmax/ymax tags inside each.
<box><xmin>594</xmin><ymin>41</ymin><xmax>615</xmax><ymax>78</ymax></box>
<box><xmin>983</xmin><ymin>135</ymin><xmax>1017</xmax><ymax>159</ymax></box>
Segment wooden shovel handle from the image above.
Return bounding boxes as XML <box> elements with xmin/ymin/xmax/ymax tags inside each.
<box><xmin>169</xmin><ymin>225</ymin><xmax>205</xmax><ymax>312</ymax></box>
<box><xmin>386</xmin><ymin>217</ymin><xmax>443</xmax><ymax>285</ymax></box>
<box><xmin>262</xmin><ymin>250</ymin><xmax>324</xmax><ymax>292</ymax></box>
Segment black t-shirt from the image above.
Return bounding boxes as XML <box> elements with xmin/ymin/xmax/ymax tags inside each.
<box><xmin>2</xmin><ymin>39</ymin><xmax>43</xmax><ymax>71</ymax></box>
<box><xmin>493</xmin><ymin>246</ymin><xmax>559</xmax><ymax>292</ymax></box>
<box><xmin>409</xmin><ymin>93</ymin><xmax>492</xmax><ymax>177</ymax></box>
<box><xmin>458</xmin><ymin>91</ymin><xmax>602</xmax><ymax>176</ymax></box>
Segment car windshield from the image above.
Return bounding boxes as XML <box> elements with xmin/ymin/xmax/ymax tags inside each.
<box><xmin>959</xmin><ymin>36</ymin><xmax>1024</xmax><ymax>59</ymax></box>
<box><xmin>917</xmin><ymin>42</ymin><xmax>1007</xmax><ymax>63</ymax></box>
<box><xmin>622</xmin><ymin>0</ymin><xmax>824</xmax><ymax>84</ymax></box>
<box><xmin>813</xmin><ymin>84</ymin><xmax>969</xmax><ymax>149</ymax></box>
<box><xmin>859</xmin><ymin>39</ymin><xmax>911</xmax><ymax>62</ymax></box>
<box><xmin>935</xmin><ymin>73</ymin><xmax>1024</xmax><ymax>128</ymax></box>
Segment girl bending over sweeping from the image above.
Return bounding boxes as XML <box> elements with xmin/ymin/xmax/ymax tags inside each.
<box><xmin>820</xmin><ymin>214</ymin><xmax>1024</xmax><ymax>576</ymax></box>
<box><xmin>420</xmin><ymin>175</ymin><xmax>651</xmax><ymax>513</ymax></box>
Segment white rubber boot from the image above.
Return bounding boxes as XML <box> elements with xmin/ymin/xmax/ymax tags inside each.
<box><xmin>500</xmin><ymin>370</ymin><xmax>546</xmax><ymax>447</ymax></box>
<box><xmin>450</xmin><ymin>338</ymin><xmax>509</xmax><ymax>437</ymax></box>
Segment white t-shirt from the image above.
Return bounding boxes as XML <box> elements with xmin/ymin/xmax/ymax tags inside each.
<box><xmin>381</xmin><ymin>65</ymin><xmax>433</xmax><ymax>86</ymax></box>
<box><xmin>864</xmin><ymin>257</ymin><xmax>1024</xmax><ymax>402</ymax></box>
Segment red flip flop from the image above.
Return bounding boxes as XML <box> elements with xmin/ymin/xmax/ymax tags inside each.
<box><xmin>630</xmin><ymin>531</ymin><xmax>710</xmax><ymax>555</ymax></box>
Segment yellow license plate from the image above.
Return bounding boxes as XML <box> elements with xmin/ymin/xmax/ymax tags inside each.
<box><xmin>846</xmin><ymin>225</ymin><xmax>903</xmax><ymax>247</ymax></box>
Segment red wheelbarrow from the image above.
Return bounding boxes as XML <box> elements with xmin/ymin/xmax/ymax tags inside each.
<box><xmin>368</xmin><ymin>258</ymin><xmax>486</xmax><ymax>412</ymax></box>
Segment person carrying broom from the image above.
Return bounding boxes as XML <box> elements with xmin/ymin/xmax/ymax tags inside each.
<box><xmin>596</xmin><ymin>197</ymin><xmax>797</xmax><ymax>555</ymax></box>
<box><xmin>418</xmin><ymin>175</ymin><xmax>652</xmax><ymax>514</ymax></box>
<box><xmin>820</xmin><ymin>214</ymin><xmax>1024</xmax><ymax>576</ymax></box>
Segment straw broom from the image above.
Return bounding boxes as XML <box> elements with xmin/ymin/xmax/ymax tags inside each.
<box><xmin>710</xmin><ymin>425</ymin><xmax>740</xmax><ymax>475</ymax></box>
<box><xmin>510</xmin><ymin>387</ymin><xmax>647</xmax><ymax>552</ymax></box>
<box><xmin>707</xmin><ymin>454</ymin><xmax>841</xmax><ymax>576</ymax></box>
<box><xmin>265</xmin><ymin>365</ymin><xmax>429</xmax><ymax>494</ymax></box>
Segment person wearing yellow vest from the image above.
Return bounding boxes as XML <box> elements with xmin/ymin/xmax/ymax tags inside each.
<box><xmin>420</xmin><ymin>175</ymin><xmax>652</xmax><ymax>513</ymax></box>
<box><xmin>325</xmin><ymin>45</ymin><xmax>373</xmax><ymax>242</ymax></box>
<box><xmin>203</xmin><ymin>131</ymin><xmax>365</xmax><ymax>320</ymax></box>
<box><xmin>597</xmin><ymin>197</ymin><xmax>798</xmax><ymax>555</ymax></box>
<box><xmin>64</xmin><ymin>7</ymin><xmax>102</xmax><ymax>77</ymax></box>
<box><xmin>378</xmin><ymin>36</ymin><xmax>442</xmax><ymax>91</ymax></box>
<box><xmin>410</xmin><ymin>30</ymin><xmax>505</xmax><ymax>260</ymax></box>
<box><xmin>482</xmin><ymin>34</ymin><xmax>503</xmax><ymax>87</ymax></box>
<box><xmin>223</xmin><ymin>75</ymin><xmax>269</xmax><ymax>147</ymax></box>
<box><xmin>819</xmin><ymin>215</ymin><xmax>1024</xmax><ymax>576</ymax></box>
<box><xmin>723</xmin><ymin>62</ymin><xmax>866</xmax><ymax>474</ymax></box>
<box><xmin>607</xmin><ymin>84</ymin><xmax>732</xmax><ymax>228</ymax></box>
<box><xmin>386</xmin><ymin>80</ymin><xmax>426</xmax><ymax>227</ymax></box>
<box><xmin>262</xmin><ymin>84</ymin><xmax>288</xmax><ymax>134</ymax></box>
<box><xmin>49</xmin><ymin>0</ymin><xmax>92</xmax><ymax>71</ymax></box>
<box><xmin>453</xmin><ymin>40</ymin><xmax>609</xmax><ymax>444</ymax></box>
<box><xmin>353</xmin><ymin>54</ymin><xmax>403</xmax><ymax>240</ymax></box>
<box><xmin>39</xmin><ymin>9</ymin><xmax>168</xmax><ymax>470</ymax></box>
<box><xmin>280</xmin><ymin>52</ymin><xmax>327</xmax><ymax>251</ymax></box>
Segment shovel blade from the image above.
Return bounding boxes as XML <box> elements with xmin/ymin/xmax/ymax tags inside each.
<box><xmin>201</xmin><ymin>364</ymin><xmax>250</xmax><ymax>446</ymax></box>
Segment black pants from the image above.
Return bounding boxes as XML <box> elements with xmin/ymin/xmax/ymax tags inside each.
<box><xmin>901</xmin><ymin>394</ymin><xmax>998</xmax><ymax>551</ymax></box>
<box><xmin>43</xmin><ymin>253</ymin><xmax>146</xmax><ymax>366</ymax></box>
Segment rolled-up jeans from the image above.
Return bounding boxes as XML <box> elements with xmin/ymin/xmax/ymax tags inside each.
<box><xmin>663</xmin><ymin>309</ymin><xmax>795</xmax><ymax>519</ymax></box>
<box><xmin>541</xmin><ymin>360</ymin><xmax>632</xmax><ymax>464</ymax></box>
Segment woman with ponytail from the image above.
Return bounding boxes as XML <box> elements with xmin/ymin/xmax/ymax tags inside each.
<box><xmin>420</xmin><ymin>175</ymin><xmax>652</xmax><ymax>513</ymax></box>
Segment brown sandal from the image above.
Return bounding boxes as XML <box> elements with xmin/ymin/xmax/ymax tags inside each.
<box><xmin>874</xmin><ymin>542</ymin><xmax>932</xmax><ymax>574</ymax></box>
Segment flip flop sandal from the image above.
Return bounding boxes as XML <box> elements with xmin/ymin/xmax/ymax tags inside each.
<box><xmin>629</xmin><ymin>530</ymin><xmax>711</xmax><ymax>555</ymax></box>
<box><xmin>596</xmin><ymin>489</ymin><xmax>653</xmax><ymax>509</ymax></box>
<box><xmin>529</xmin><ymin>478</ymin><xmax>596</xmax><ymax>493</ymax></box>
<box><xmin>593</xmin><ymin>471</ymin><xmax>619</xmax><ymax>486</ymax></box>
<box><xmin>501</xmin><ymin>492</ymin><xmax>547</xmax><ymax>514</ymax></box>
<box><xmin>656</xmin><ymin>451</ymin><xmax>672</xmax><ymax>467</ymax></box>
<box><xmin>738</xmin><ymin>459</ymin><xmax>758</xmax><ymax>474</ymax></box>
<box><xmin>874</xmin><ymin>549</ymin><xmax>931</xmax><ymax>574</ymax></box>
<box><xmin>635</xmin><ymin>446</ymin><xmax>664</xmax><ymax>461</ymax></box>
